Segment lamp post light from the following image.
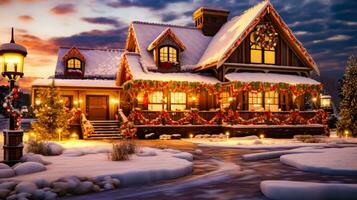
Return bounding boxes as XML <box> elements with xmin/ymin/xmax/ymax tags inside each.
<box><xmin>0</xmin><ymin>28</ymin><xmax>27</xmax><ymax>166</ymax></box>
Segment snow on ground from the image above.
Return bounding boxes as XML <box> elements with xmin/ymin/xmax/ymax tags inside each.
<box><xmin>280</xmin><ymin>147</ymin><xmax>357</xmax><ymax>176</ymax></box>
<box><xmin>185</xmin><ymin>136</ymin><xmax>357</xmax><ymax>150</ymax></box>
<box><xmin>4</xmin><ymin>141</ymin><xmax>193</xmax><ymax>186</ymax></box>
<box><xmin>261</xmin><ymin>180</ymin><xmax>357</xmax><ymax>200</ymax></box>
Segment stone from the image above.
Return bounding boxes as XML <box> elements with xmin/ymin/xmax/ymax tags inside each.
<box><xmin>15</xmin><ymin>182</ymin><xmax>37</xmax><ymax>194</ymax></box>
<box><xmin>13</xmin><ymin>162</ymin><xmax>46</xmax><ymax>176</ymax></box>
<box><xmin>32</xmin><ymin>189</ymin><xmax>45</xmax><ymax>200</ymax></box>
<box><xmin>76</xmin><ymin>181</ymin><xmax>93</xmax><ymax>194</ymax></box>
<box><xmin>0</xmin><ymin>188</ymin><xmax>11</xmax><ymax>199</ymax></box>
<box><xmin>92</xmin><ymin>185</ymin><xmax>101</xmax><ymax>192</ymax></box>
<box><xmin>6</xmin><ymin>194</ymin><xmax>17</xmax><ymax>200</ymax></box>
<box><xmin>16</xmin><ymin>192</ymin><xmax>31</xmax><ymax>199</ymax></box>
<box><xmin>34</xmin><ymin>179</ymin><xmax>50</xmax><ymax>188</ymax></box>
<box><xmin>0</xmin><ymin>168</ymin><xmax>15</xmax><ymax>178</ymax></box>
<box><xmin>46</xmin><ymin>142</ymin><xmax>63</xmax><ymax>156</ymax></box>
<box><xmin>194</xmin><ymin>149</ymin><xmax>203</xmax><ymax>154</ymax></box>
<box><xmin>43</xmin><ymin>191</ymin><xmax>57</xmax><ymax>200</ymax></box>
<box><xmin>42</xmin><ymin>187</ymin><xmax>51</xmax><ymax>192</ymax></box>
<box><xmin>103</xmin><ymin>183</ymin><xmax>114</xmax><ymax>190</ymax></box>
<box><xmin>21</xmin><ymin>153</ymin><xmax>51</xmax><ymax>165</ymax></box>
<box><xmin>0</xmin><ymin>182</ymin><xmax>17</xmax><ymax>190</ymax></box>
<box><xmin>112</xmin><ymin>178</ymin><xmax>120</xmax><ymax>188</ymax></box>
<box><xmin>51</xmin><ymin>182</ymin><xmax>69</xmax><ymax>194</ymax></box>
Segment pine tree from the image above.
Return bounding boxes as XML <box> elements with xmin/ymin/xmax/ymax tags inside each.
<box><xmin>337</xmin><ymin>56</ymin><xmax>357</xmax><ymax>137</ymax></box>
<box><xmin>31</xmin><ymin>81</ymin><xmax>70</xmax><ymax>140</ymax></box>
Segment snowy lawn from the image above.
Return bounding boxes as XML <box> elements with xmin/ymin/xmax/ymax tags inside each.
<box><xmin>3</xmin><ymin>140</ymin><xmax>193</xmax><ymax>186</ymax></box>
<box><xmin>261</xmin><ymin>180</ymin><xmax>357</xmax><ymax>200</ymax></box>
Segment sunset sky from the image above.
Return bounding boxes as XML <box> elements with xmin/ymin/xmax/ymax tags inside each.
<box><xmin>0</xmin><ymin>0</ymin><xmax>356</xmax><ymax>94</ymax></box>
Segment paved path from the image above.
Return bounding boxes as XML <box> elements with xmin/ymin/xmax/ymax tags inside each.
<box><xmin>64</xmin><ymin>141</ymin><xmax>357</xmax><ymax>200</ymax></box>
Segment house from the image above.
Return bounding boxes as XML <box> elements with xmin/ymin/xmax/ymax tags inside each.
<box><xmin>32</xmin><ymin>1</ymin><xmax>328</xmax><ymax>138</ymax></box>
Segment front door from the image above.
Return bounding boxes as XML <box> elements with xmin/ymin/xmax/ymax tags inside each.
<box><xmin>86</xmin><ymin>95</ymin><xmax>109</xmax><ymax>120</ymax></box>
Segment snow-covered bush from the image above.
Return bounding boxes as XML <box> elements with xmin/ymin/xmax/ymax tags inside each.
<box><xmin>108</xmin><ymin>142</ymin><xmax>137</xmax><ymax>161</ymax></box>
<box><xmin>26</xmin><ymin>140</ymin><xmax>64</xmax><ymax>156</ymax></box>
<box><xmin>294</xmin><ymin>135</ymin><xmax>321</xmax><ymax>143</ymax></box>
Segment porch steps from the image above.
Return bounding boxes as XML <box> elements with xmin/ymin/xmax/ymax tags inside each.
<box><xmin>87</xmin><ymin>120</ymin><xmax>122</xmax><ymax>139</ymax></box>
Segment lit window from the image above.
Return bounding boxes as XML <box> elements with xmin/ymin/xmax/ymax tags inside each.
<box><xmin>220</xmin><ymin>92</ymin><xmax>231</xmax><ymax>109</ymax></box>
<box><xmin>264</xmin><ymin>91</ymin><xmax>279</xmax><ymax>111</ymax></box>
<box><xmin>148</xmin><ymin>91</ymin><xmax>166</xmax><ymax>111</ymax></box>
<box><xmin>170</xmin><ymin>92</ymin><xmax>186</xmax><ymax>111</ymax></box>
<box><xmin>159</xmin><ymin>46</ymin><xmax>177</xmax><ymax>63</ymax></box>
<box><xmin>67</xmin><ymin>58</ymin><xmax>82</xmax><ymax>69</ymax></box>
<box><xmin>250</xmin><ymin>32</ymin><xmax>276</xmax><ymax>64</ymax></box>
<box><xmin>249</xmin><ymin>92</ymin><xmax>263</xmax><ymax>111</ymax></box>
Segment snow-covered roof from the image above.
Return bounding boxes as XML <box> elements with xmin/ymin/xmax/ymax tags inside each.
<box><xmin>130</xmin><ymin>21</ymin><xmax>212</xmax><ymax>71</ymax></box>
<box><xmin>147</xmin><ymin>28</ymin><xmax>186</xmax><ymax>51</ymax></box>
<box><xmin>197</xmin><ymin>1</ymin><xmax>269</xmax><ymax>69</ymax></box>
<box><xmin>55</xmin><ymin>47</ymin><xmax>124</xmax><ymax>79</ymax></box>
<box><xmin>32</xmin><ymin>79</ymin><xmax>120</xmax><ymax>88</ymax></box>
<box><xmin>125</xmin><ymin>53</ymin><xmax>219</xmax><ymax>84</ymax></box>
<box><xmin>225</xmin><ymin>72</ymin><xmax>320</xmax><ymax>85</ymax></box>
<box><xmin>196</xmin><ymin>1</ymin><xmax>319</xmax><ymax>75</ymax></box>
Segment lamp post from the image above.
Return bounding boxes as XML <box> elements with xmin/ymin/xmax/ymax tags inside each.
<box><xmin>0</xmin><ymin>28</ymin><xmax>27</xmax><ymax>166</ymax></box>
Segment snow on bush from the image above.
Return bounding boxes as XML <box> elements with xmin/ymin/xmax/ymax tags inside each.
<box><xmin>261</xmin><ymin>180</ymin><xmax>357</xmax><ymax>200</ymax></box>
<box><xmin>280</xmin><ymin>147</ymin><xmax>357</xmax><ymax>175</ymax></box>
<box><xmin>21</xmin><ymin>153</ymin><xmax>51</xmax><ymax>165</ymax></box>
<box><xmin>26</xmin><ymin>140</ymin><xmax>64</xmax><ymax>156</ymax></box>
<box><xmin>13</xmin><ymin>162</ymin><xmax>46</xmax><ymax>176</ymax></box>
<box><xmin>108</xmin><ymin>142</ymin><xmax>137</xmax><ymax>161</ymax></box>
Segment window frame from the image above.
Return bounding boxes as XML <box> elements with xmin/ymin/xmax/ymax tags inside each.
<box><xmin>248</xmin><ymin>92</ymin><xmax>264</xmax><ymax>111</ymax></box>
<box><xmin>249</xmin><ymin>32</ymin><xmax>277</xmax><ymax>65</ymax></box>
<box><xmin>66</xmin><ymin>58</ymin><xmax>83</xmax><ymax>71</ymax></box>
<box><xmin>264</xmin><ymin>91</ymin><xmax>279</xmax><ymax>111</ymax></box>
<box><xmin>148</xmin><ymin>91</ymin><xmax>166</xmax><ymax>111</ymax></box>
<box><xmin>170</xmin><ymin>92</ymin><xmax>187</xmax><ymax>111</ymax></box>
<box><xmin>158</xmin><ymin>45</ymin><xmax>179</xmax><ymax>64</ymax></box>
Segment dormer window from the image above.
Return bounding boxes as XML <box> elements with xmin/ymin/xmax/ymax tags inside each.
<box><xmin>67</xmin><ymin>58</ymin><xmax>82</xmax><ymax>70</ymax></box>
<box><xmin>159</xmin><ymin>46</ymin><xmax>178</xmax><ymax>63</ymax></box>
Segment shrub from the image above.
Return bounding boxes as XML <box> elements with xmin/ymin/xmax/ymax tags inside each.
<box><xmin>109</xmin><ymin>141</ymin><xmax>137</xmax><ymax>161</ymax></box>
<box><xmin>294</xmin><ymin>135</ymin><xmax>321</xmax><ymax>143</ymax></box>
<box><xmin>26</xmin><ymin>140</ymin><xmax>63</xmax><ymax>156</ymax></box>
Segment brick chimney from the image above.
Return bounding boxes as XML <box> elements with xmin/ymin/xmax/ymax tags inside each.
<box><xmin>193</xmin><ymin>7</ymin><xmax>230</xmax><ymax>36</ymax></box>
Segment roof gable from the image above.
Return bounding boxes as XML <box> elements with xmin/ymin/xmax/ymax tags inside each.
<box><xmin>147</xmin><ymin>28</ymin><xmax>186</xmax><ymax>51</ymax></box>
<box><xmin>196</xmin><ymin>0</ymin><xmax>319</xmax><ymax>75</ymax></box>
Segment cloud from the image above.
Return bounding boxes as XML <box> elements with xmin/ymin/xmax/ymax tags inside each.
<box><xmin>18</xmin><ymin>15</ymin><xmax>34</xmax><ymax>22</ymax></box>
<box><xmin>50</xmin><ymin>3</ymin><xmax>76</xmax><ymax>15</ymax></box>
<box><xmin>312</xmin><ymin>35</ymin><xmax>352</xmax><ymax>44</ymax></box>
<box><xmin>0</xmin><ymin>0</ymin><xmax>10</xmax><ymax>5</ymax></box>
<box><xmin>81</xmin><ymin>17</ymin><xmax>122</xmax><ymax>28</ymax></box>
<box><xmin>105</xmin><ymin>0</ymin><xmax>193</xmax><ymax>10</ymax></box>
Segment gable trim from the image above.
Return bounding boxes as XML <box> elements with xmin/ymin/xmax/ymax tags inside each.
<box><xmin>147</xmin><ymin>28</ymin><xmax>186</xmax><ymax>51</ymax></box>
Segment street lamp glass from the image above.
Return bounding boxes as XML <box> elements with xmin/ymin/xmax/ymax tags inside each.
<box><xmin>1</xmin><ymin>52</ymin><xmax>24</xmax><ymax>74</ymax></box>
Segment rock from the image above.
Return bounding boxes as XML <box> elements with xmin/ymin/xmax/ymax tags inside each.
<box><xmin>15</xmin><ymin>182</ymin><xmax>37</xmax><ymax>194</ymax></box>
<box><xmin>0</xmin><ymin>181</ymin><xmax>17</xmax><ymax>191</ymax></box>
<box><xmin>43</xmin><ymin>191</ymin><xmax>57</xmax><ymax>200</ymax></box>
<box><xmin>32</xmin><ymin>189</ymin><xmax>45</xmax><ymax>200</ymax></box>
<box><xmin>66</xmin><ymin>177</ymin><xmax>80</xmax><ymax>192</ymax></box>
<box><xmin>75</xmin><ymin>181</ymin><xmax>93</xmax><ymax>194</ymax></box>
<box><xmin>51</xmin><ymin>181</ymin><xmax>69</xmax><ymax>194</ymax></box>
<box><xmin>34</xmin><ymin>179</ymin><xmax>50</xmax><ymax>188</ymax></box>
<box><xmin>0</xmin><ymin>189</ymin><xmax>11</xmax><ymax>199</ymax></box>
<box><xmin>194</xmin><ymin>149</ymin><xmax>203</xmax><ymax>154</ymax></box>
<box><xmin>0</xmin><ymin>168</ymin><xmax>15</xmax><ymax>178</ymax></box>
<box><xmin>0</xmin><ymin>163</ymin><xmax>11</xmax><ymax>169</ymax></box>
<box><xmin>14</xmin><ymin>162</ymin><xmax>46</xmax><ymax>175</ymax></box>
<box><xmin>103</xmin><ymin>183</ymin><xmax>114</xmax><ymax>190</ymax></box>
<box><xmin>92</xmin><ymin>185</ymin><xmax>101</xmax><ymax>192</ymax></box>
<box><xmin>112</xmin><ymin>178</ymin><xmax>120</xmax><ymax>188</ymax></box>
<box><xmin>16</xmin><ymin>192</ymin><xmax>31</xmax><ymax>199</ymax></box>
<box><xmin>103</xmin><ymin>176</ymin><xmax>112</xmax><ymax>182</ymax></box>
<box><xmin>46</xmin><ymin>142</ymin><xmax>64</xmax><ymax>156</ymax></box>
<box><xmin>42</xmin><ymin>187</ymin><xmax>51</xmax><ymax>192</ymax></box>
<box><xmin>253</xmin><ymin>139</ymin><xmax>263</xmax><ymax>145</ymax></box>
<box><xmin>21</xmin><ymin>153</ymin><xmax>51</xmax><ymax>165</ymax></box>
<box><xmin>6</xmin><ymin>194</ymin><xmax>17</xmax><ymax>200</ymax></box>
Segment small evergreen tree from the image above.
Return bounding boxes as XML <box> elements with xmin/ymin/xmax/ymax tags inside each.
<box><xmin>337</xmin><ymin>56</ymin><xmax>357</xmax><ymax>137</ymax></box>
<box><xmin>31</xmin><ymin>81</ymin><xmax>70</xmax><ymax>140</ymax></box>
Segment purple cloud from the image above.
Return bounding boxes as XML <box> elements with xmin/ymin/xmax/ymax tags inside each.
<box><xmin>18</xmin><ymin>15</ymin><xmax>34</xmax><ymax>22</ymax></box>
<box><xmin>50</xmin><ymin>3</ymin><xmax>76</xmax><ymax>15</ymax></box>
<box><xmin>82</xmin><ymin>17</ymin><xmax>123</xmax><ymax>27</ymax></box>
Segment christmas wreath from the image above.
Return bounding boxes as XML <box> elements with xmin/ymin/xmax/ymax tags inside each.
<box><xmin>252</xmin><ymin>22</ymin><xmax>278</xmax><ymax>49</ymax></box>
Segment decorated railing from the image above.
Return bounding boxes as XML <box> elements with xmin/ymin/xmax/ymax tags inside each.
<box><xmin>80</xmin><ymin>113</ymin><xmax>95</xmax><ymax>139</ymax></box>
<box><xmin>127</xmin><ymin>109</ymin><xmax>329</xmax><ymax>134</ymax></box>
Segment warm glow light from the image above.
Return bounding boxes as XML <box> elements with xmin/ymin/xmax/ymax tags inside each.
<box><xmin>225</xmin><ymin>131</ymin><xmax>230</xmax><ymax>136</ymax></box>
<box><xmin>73</xmin><ymin>100</ymin><xmax>78</xmax><ymax>105</ymax></box>
<box><xmin>1</xmin><ymin>53</ymin><xmax>24</xmax><ymax>75</ymax></box>
<box><xmin>320</xmin><ymin>95</ymin><xmax>331</xmax><ymax>108</ymax></box>
<box><xmin>312</xmin><ymin>97</ymin><xmax>317</xmax><ymax>102</ymax></box>
<box><xmin>57</xmin><ymin>128</ymin><xmax>62</xmax><ymax>133</ymax></box>
<box><xmin>189</xmin><ymin>134</ymin><xmax>193</xmax><ymax>139</ymax></box>
<box><xmin>259</xmin><ymin>134</ymin><xmax>265</xmax><ymax>139</ymax></box>
<box><xmin>79</xmin><ymin>99</ymin><xmax>83</xmax><ymax>103</ymax></box>
<box><xmin>59</xmin><ymin>99</ymin><xmax>64</xmax><ymax>103</ymax></box>
<box><xmin>344</xmin><ymin>130</ymin><xmax>350</xmax><ymax>138</ymax></box>
<box><xmin>111</xmin><ymin>99</ymin><xmax>119</xmax><ymax>104</ymax></box>
<box><xmin>267</xmin><ymin>99</ymin><xmax>271</xmax><ymax>104</ymax></box>
<box><xmin>228</xmin><ymin>97</ymin><xmax>234</xmax><ymax>102</ymax></box>
<box><xmin>35</xmin><ymin>100</ymin><xmax>41</xmax><ymax>105</ymax></box>
<box><xmin>191</xmin><ymin>96</ymin><xmax>197</xmax><ymax>101</ymax></box>
<box><xmin>70</xmin><ymin>132</ymin><xmax>79</xmax><ymax>140</ymax></box>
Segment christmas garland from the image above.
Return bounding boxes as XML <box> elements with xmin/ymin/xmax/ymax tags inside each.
<box><xmin>253</xmin><ymin>22</ymin><xmax>278</xmax><ymax>49</ymax></box>
<box><xmin>119</xmin><ymin>121</ymin><xmax>137</xmax><ymax>139</ymax></box>
<box><xmin>125</xmin><ymin>109</ymin><xmax>328</xmax><ymax>127</ymax></box>
<box><xmin>123</xmin><ymin>80</ymin><xmax>322</xmax><ymax>98</ymax></box>
<box><xmin>80</xmin><ymin>113</ymin><xmax>95</xmax><ymax>137</ymax></box>
<box><xmin>2</xmin><ymin>87</ymin><xmax>21</xmax><ymax>129</ymax></box>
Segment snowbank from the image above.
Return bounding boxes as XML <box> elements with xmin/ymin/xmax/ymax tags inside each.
<box><xmin>261</xmin><ymin>180</ymin><xmax>357</xmax><ymax>200</ymax></box>
<box><xmin>242</xmin><ymin>147</ymin><xmax>322</xmax><ymax>161</ymax></box>
<box><xmin>4</xmin><ymin>142</ymin><xmax>193</xmax><ymax>187</ymax></box>
<box><xmin>280</xmin><ymin>147</ymin><xmax>357</xmax><ymax>175</ymax></box>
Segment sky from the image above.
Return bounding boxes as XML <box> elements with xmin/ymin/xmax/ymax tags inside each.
<box><xmin>0</xmin><ymin>0</ymin><xmax>356</xmax><ymax>97</ymax></box>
